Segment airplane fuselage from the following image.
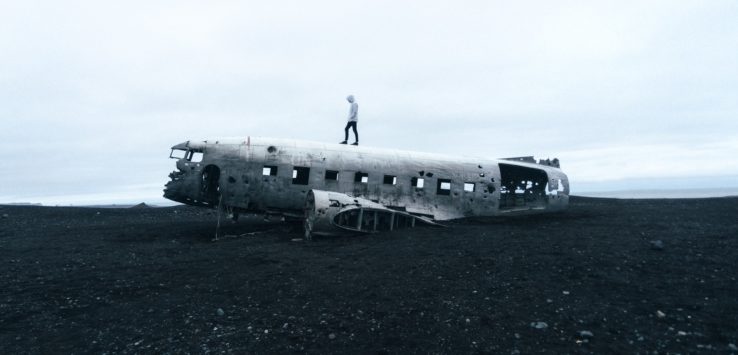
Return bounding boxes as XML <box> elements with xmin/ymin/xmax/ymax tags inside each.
<box><xmin>163</xmin><ymin>137</ymin><xmax>569</xmax><ymax>224</ymax></box>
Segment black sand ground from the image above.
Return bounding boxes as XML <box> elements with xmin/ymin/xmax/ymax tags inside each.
<box><xmin>1</xmin><ymin>196</ymin><xmax>737</xmax><ymax>354</ymax></box>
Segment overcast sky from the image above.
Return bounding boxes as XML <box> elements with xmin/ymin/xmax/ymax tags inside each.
<box><xmin>1</xmin><ymin>1</ymin><xmax>737</xmax><ymax>205</ymax></box>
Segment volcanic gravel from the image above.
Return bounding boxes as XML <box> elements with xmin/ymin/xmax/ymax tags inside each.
<box><xmin>1</xmin><ymin>196</ymin><xmax>737</xmax><ymax>354</ymax></box>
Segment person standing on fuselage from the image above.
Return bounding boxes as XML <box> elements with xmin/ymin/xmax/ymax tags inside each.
<box><xmin>340</xmin><ymin>95</ymin><xmax>359</xmax><ymax>145</ymax></box>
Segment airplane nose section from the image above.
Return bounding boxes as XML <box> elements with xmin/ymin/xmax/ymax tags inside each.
<box><xmin>163</xmin><ymin>170</ymin><xmax>187</xmax><ymax>203</ymax></box>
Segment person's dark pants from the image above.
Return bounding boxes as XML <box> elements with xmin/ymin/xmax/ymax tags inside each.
<box><xmin>344</xmin><ymin>121</ymin><xmax>358</xmax><ymax>142</ymax></box>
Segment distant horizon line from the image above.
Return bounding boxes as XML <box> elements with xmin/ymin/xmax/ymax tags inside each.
<box><xmin>3</xmin><ymin>186</ymin><xmax>737</xmax><ymax>207</ymax></box>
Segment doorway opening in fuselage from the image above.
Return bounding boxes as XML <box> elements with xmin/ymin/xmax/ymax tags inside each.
<box><xmin>202</xmin><ymin>165</ymin><xmax>221</xmax><ymax>204</ymax></box>
<box><xmin>498</xmin><ymin>163</ymin><xmax>548</xmax><ymax>210</ymax></box>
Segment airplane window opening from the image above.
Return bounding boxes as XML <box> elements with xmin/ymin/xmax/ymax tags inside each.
<box><xmin>325</xmin><ymin>170</ymin><xmax>339</xmax><ymax>180</ymax></box>
<box><xmin>190</xmin><ymin>152</ymin><xmax>203</xmax><ymax>163</ymax></box>
<box><xmin>411</xmin><ymin>177</ymin><xmax>424</xmax><ymax>188</ymax></box>
<box><xmin>263</xmin><ymin>165</ymin><xmax>278</xmax><ymax>176</ymax></box>
<box><xmin>383</xmin><ymin>175</ymin><xmax>397</xmax><ymax>185</ymax></box>
<box><xmin>354</xmin><ymin>172</ymin><xmax>368</xmax><ymax>184</ymax></box>
<box><xmin>437</xmin><ymin>179</ymin><xmax>451</xmax><ymax>195</ymax></box>
<box><xmin>464</xmin><ymin>183</ymin><xmax>475</xmax><ymax>192</ymax></box>
<box><xmin>170</xmin><ymin>149</ymin><xmax>187</xmax><ymax>159</ymax></box>
<box><xmin>292</xmin><ymin>166</ymin><xmax>310</xmax><ymax>185</ymax></box>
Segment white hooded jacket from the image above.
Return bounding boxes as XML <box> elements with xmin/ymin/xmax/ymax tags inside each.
<box><xmin>347</xmin><ymin>95</ymin><xmax>358</xmax><ymax>122</ymax></box>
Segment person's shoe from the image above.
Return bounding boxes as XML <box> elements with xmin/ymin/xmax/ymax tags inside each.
<box><xmin>339</xmin><ymin>141</ymin><xmax>347</xmax><ymax>144</ymax></box>
<box><xmin>351</xmin><ymin>142</ymin><xmax>359</xmax><ymax>146</ymax></box>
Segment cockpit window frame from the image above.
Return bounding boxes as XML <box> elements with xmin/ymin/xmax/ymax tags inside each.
<box><xmin>188</xmin><ymin>151</ymin><xmax>203</xmax><ymax>162</ymax></box>
<box><xmin>170</xmin><ymin>149</ymin><xmax>188</xmax><ymax>159</ymax></box>
<box><xmin>170</xmin><ymin>148</ymin><xmax>204</xmax><ymax>162</ymax></box>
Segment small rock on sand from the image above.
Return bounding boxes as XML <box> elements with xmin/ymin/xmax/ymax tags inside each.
<box><xmin>531</xmin><ymin>322</ymin><xmax>548</xmax><ymax>329</ymax></box>
<box><xmin>650</xmin><ymin>240</ymin><xmax>664</xmax><ymax>250</ymax></box>
<box><xmin>580</xmin><ymin>330</ymin><xmax>594</xmax><ymax>337</ymax></box>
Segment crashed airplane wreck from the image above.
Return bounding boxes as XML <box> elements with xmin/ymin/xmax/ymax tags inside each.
<box><xmin>163</xmin><ymin>137</ymin><xmax>569</xmax><ymax>239</ymax></box>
